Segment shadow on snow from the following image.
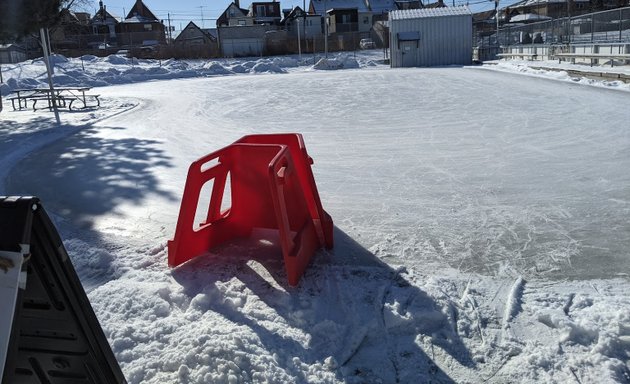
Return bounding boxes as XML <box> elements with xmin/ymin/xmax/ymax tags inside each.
<box><xmin>6</xmin><ymin>123</ymin><xmax>175</xmax><ymax>224</ymax></box>
<box><xmin>172</xmin><ymin>226</ymin><xmax>475</xmax><ymax>383</ymax></box>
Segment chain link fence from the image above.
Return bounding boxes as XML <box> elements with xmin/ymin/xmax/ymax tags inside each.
<box><xmin>475</xmin><ymin>6</ymin><xmax>630</xmax><ymax>60</ymax></box>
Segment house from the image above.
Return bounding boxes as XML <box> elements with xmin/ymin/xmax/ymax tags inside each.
<box><xmin>309</xmin><ymin>0</ymin><xmax>370</xmax><ymax>15</ymax></box>
<box><xmin>249</xmin><ymin>2</ymin><xmax>282</xmax><ymax>25</ymax></box>
<box><xmin>282</xmin><ymin>6</ymin><xmax>323</xmax><ymax>39</ymax></box>
<box><xmin>367</xmin><ymin>0</ymin><xmax>397</xmax><ymax>20</ymax></box>
<box><xmin>506</xmin><ymin>0</ymin><xmax>592</xmax><ymax>21</ymax></box>
<box><xmin>173</xmin><ymin>22</ymin><xmax>218</xmax><ymax>58</ymax></box>
<box><xmin>217</xmin><ymin>1</ymin><xmax>288</xmax><ymax>57</ymax></box>
<box><xmin>117</xmin><ymin>0</ymin><xmax>166</xmax><ymax>48</ymax></box>
<box><xmin>49</xmin><ymin>9</ymin><xmax>91</xmax><ymax>51</ymax></box>
<box><xmin>424</xmin><ymin>0</ymin><xmax>446</xmax><ymax>8</ymax></box>
<box><xmin>389</xmin><ymin>7</ymin><xmax>473</xmax><ymax>67</ymax></box>
<box><xmin>90</xmin><ymin>1</ymin><xmax>120</xmax><ymax>48</ymax></box>
<box><xmin>217</xmin><ymin>1</ymin><xmax>253</xmax><ymax>27</ymax></box>
<box><xmin>473</xmin><ymin>9</ymin><xmax>497</xmax><ymax>37</ymax></box>
<box><xmin>327</xmin><ymin>9</ymin><xmax>360</xmax><ymax>33</ymax></box>
<box><xmin>0</xmin><ymin>44</ymin><xmax>27</xmax><ymax>64</ymax></box>
<box><xmin>394</xmin><ymin>0</ymin><xmax>423</xmax><ymax>10</ymax></box>
<box><xmin>280</xmin><ymin>6</ymin><xmax>325</xmax><ymax>53</ymax></box>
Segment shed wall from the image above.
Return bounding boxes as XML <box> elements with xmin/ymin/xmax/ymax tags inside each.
<box><xmin>390</xmin><ymin>14</ymin><xmax>472</xmax><ymax>67</ymax></box>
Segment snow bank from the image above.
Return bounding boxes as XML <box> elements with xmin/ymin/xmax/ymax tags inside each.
<box><xmin>0</xmin><ymin>52</ymin><xmax>373</xmax><ymax>96</ymax></box>
<box><xmin>312</xmin><ymin>56</ymin><xmax>360</xmax><ymax>70</ymax></box>
<box><xmin>485</xmin><ymin>60</ymin><xmax>630</xmax><ymax>92</ymax></box>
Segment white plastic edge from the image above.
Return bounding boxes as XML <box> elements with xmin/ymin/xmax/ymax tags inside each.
<box><xmin>0</xmin><ymin>247</ymin><xmax>27</xmax><ymax>378</ymax></box>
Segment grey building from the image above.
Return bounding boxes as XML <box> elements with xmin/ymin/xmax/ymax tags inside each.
<box><xmin>389</xmin><ymin>7</ymin><xmax>473</xmax><ymax>67</ymax></box>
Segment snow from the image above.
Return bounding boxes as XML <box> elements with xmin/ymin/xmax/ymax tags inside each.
<box><xmin>1</xmin><ymin>52</ymin><xmax>630</xmax><ymax>383</ymax></box>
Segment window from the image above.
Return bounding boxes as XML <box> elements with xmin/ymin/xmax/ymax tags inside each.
<box><xmin>144</xmin><ymin>24</ymin><xmax>152</xmax><ymax>31</ymax></box>
<box><xmin>238</xmin><ymin>19</ymin><xmax>246</xmax><ymax>26</ymax></box>
<box><xmin>363</xmin><ymin>16</ymin><xmax>369</xmax><ymax>24</ymax></box>
<box><xmin>256</xmin><ymin>5</ymin><xmax>266</xmax><ymax>16</ymax></box>
<box><xmin>342</xmin><ymin>14</ymin><xmax>351</xmax><ymax>24</ymax></box>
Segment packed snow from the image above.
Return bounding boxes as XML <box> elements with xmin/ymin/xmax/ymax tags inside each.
<box><xmin>1</xmin><ymin>51</ymin><xmax>629</xmax><ymax>383</ymax></box>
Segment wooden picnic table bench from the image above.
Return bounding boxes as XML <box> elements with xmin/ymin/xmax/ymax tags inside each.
<box><xmin>8</xmin><ymin>87</ymin><xmax>100</xmax><ymax>111</ymax></box>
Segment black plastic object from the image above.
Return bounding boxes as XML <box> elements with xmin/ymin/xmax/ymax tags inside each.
<box><xmin>1</xmin><ymin>196</ymin><xmax>127</xmax><ymax>384</ymax></box>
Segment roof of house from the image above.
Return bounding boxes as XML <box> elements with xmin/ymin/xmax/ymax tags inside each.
<box><xmin>310</xmin><ymin>0</ymin><xmax>369</xmax><ymax>15</ymax></box>
<box><xmin>91</xmin><ymin>8</ymin><xmax>120</xmax><ymax>23</ymax></box>
<box><xmin>509</xmin><ymin>13</ymin><xmax>553</xmax><ymax>22</ymax></box>
<box><xmin>369</xmin><ymin>0</ymin><xmax>396</xmax><ymax>13</ymax></box>
<box><xmin>175</xmin><ymin>22</ymin><xmax>217</xmax><ymax>42</ymax></box>
<box><xmin>390</xmin><ymin>6</ymin><xmax>471</xmax><ymax>20</ymax></box>
<box><xmin>472</xmin><ymin>9</ymin><xmax>496</xmax><ymax>22</ymax></box>
<box><xmin>424</xmin><ymin>0</ymin><xmax>446</xmax><ymax>8</ymax></box>
<box><xmin>125</xmin><ymin>0</ymin><xmax>159</xmax><ymax>22</ymax></box>
<box><xmin>0</xmin><ymin>44</ymin><xmax>25</xmax><ymax>51</ymax></box>
<box><xmin>217</xmin><ymin>2</ymin><xmax>250</xmax><ymax>26</ymax></box>
<box><xmin>509</xmin><ymin>0</ymin><xmax>590</xmax><ymax>8</ymax></box>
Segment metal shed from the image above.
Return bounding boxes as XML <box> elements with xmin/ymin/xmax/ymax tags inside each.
<box><xmin>389</xmin><ymin>7</ymin><xmax>472</xmax><ymax>68</ymax></box>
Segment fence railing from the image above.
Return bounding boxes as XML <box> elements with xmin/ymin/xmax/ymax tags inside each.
<box><xmin>475</xmin><ymin>6</ymin><xmax>630</xmax><ymax>59</ymax></box>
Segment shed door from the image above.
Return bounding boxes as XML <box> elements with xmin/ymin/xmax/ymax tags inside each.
<box><xmin>400</xmin><ymin>41</ymin><xmax>417</xmax><ymax>67</ymax></box>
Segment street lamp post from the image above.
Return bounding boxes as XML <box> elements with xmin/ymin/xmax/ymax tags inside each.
<box><xmin>324</xmin><ymin>0</ymin><xmax>328</xmax><ymax>58</ymax></box>
<box><xmin>297</xmin><ymin>17</ymin><xmax>302</xmax><ymax>60</ymax></box>
<box><xmin>495</xmin><ymin>0</ymin><xmax>500</xmax><ymax>51</ymax></box>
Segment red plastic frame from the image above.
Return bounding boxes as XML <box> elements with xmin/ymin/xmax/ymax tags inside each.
<box><xmin>167</xmin><ymin>134</ymin><xmax>333</xmax><ymax>286</ymax></box>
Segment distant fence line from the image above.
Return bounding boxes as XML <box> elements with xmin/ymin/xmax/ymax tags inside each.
<box><xmin>475</xmin><ymin>6</ymin><xmax>630</xmax><ymax>60</ymax></box>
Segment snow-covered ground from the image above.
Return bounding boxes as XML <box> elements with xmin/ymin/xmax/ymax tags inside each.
<box><xmin>1</xmin><ymin>52</ymin><xmax>629</xmax><ymax>383</ymax></box>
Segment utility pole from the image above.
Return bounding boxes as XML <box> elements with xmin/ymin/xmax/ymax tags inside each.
<box><xmin>197</xmin><ymin>6</ymin><xmax>205</xmax><ymax>28</ymax></box>
<box><xmin>168</xmin><ymin>13</ymin><xmax>173</xmax><ymax>43</ymax></box>
<box><xmin>40</xmin><ymin>28</ymin><xmax>60</xmax><ymax>125</ymax></box>
<box><xmin>297</xmin><ymin>17</ymin><xmax>302</xmax><ymax>60</ymax></box>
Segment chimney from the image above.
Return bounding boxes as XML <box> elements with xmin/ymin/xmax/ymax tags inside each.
<box><xmin>235</xmin><ymin>0</ymin><xmax>240</xmax><ymax>8</ymax></box>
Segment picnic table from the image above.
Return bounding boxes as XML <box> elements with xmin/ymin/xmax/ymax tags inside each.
<box><xmin>7</xmin><ymin>86</ymin><xmax>100</xmax><ymax>111</ymax></box>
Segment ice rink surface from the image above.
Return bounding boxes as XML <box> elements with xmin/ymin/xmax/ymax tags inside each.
<box><xmin>3</xmin><ymin>59</ymin><xmax>630</xmax><ymax>383</ymax></box>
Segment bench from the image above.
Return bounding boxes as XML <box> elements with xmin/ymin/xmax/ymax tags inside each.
<box><xmin>31</xmin><ymin>94</ymin><xmax>100</xmax><ymax>111</ymax></box>
<box><xmin>7</xmin><ymin>95</ymin><xmax>33</xmax><ymax>110</ymax></box>
<box><xmin>552</xmin><ymin>53</ymin><xmax>630</xmax><ymax>67</ymax></box>
<box><xmin>68</xmin><ymin>94</ymin><xmax>100</xmax><ymax>110</ymax></box>
<box><xmin>31</xmin><ymin>96</ymin><xmax>75</xmax><ymax>111</ymax></box>
<box><xmin>498</xmin><ymin>53</ymin><xmax>538</xmax><ymax>61</ymax></box>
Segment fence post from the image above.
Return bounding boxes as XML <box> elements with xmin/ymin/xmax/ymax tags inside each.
<box><xmin>619</xmin><ymin>8</ymin><xmax>623</xmax><ymax>43</ymax></box>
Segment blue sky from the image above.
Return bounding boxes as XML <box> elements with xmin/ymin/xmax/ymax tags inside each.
<box><xmin>81</xmin><ymin>0</ymin><xmax>514</xmax><ymax>33</ymax></box>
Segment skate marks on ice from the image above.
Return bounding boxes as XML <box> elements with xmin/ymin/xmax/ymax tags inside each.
<box><xmin>454</xmin><ymin>275</ymin><xmax>630</xmax><ymax>383</ymax></box>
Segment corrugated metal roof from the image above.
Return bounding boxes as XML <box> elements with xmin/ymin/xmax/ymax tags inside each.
<box><xmin>390</xmin><ymin>6</ymin><xmax>471</xmax><ymax>20</ymax></box>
